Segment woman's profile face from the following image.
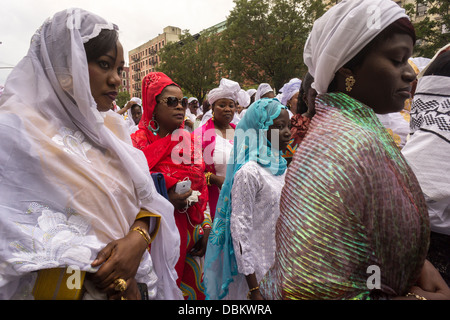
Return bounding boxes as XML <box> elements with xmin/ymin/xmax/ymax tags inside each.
<box><xmin>349</xmin><ymin>33</ymin><xmax>416</xmax><ymax>114</ymax></box>
<box><xmin>267</xmin><ymin>109</ymin><xmax>291</xmax><ymax>152</ymax></box>
<box><xmin>88</xmin><ymin>40</ymin><xmax>124</xmax><ymax>112</ymax></box>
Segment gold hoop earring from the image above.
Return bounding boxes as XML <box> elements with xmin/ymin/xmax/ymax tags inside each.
<box><xmin>346</xmin><ymin>76</ymin><xmax>356</xmax><ymax>92</ymax></box>
<box><xmin>211</xmin><ymin>112</ymin><xmax>215</xmax><ymax>121</ymax></box>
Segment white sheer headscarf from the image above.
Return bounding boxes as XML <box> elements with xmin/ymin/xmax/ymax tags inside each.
<box><xmin>304</xmin><ymin>0</ymin><xmax>409</xmax><ymax>94</ymax></box>
<box><xmin>0</xmin><ymin>8</ymin><xmax>181</xmax><ymax>299</ymax></box>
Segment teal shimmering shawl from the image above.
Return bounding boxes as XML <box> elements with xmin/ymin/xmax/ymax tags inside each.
<box><xmin>260</xmin><ymin>92</ymin><xmax>430</xmax><ymax>300</ymax></box>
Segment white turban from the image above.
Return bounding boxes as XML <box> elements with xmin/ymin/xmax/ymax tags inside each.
<box><xmin>279</xmin><ymin>78</ymin><xmax>302</xmax><ymax>106</ymax></box>
<box><xmin>236</xmin><ymin>89</ymin><xmax>251</xmax><ymax>107</ymax></box>
<box><xmin>247</xmin><ymin>88</ymin><xmax>257</xmax><ymax>98</ymax></box>
<box><xmin>255</xmin><ymin>83</ymin><xmax>274</xmax><ymax>100</ymax></box>
<box><xmin>304</xmin><ymin>0</ymin><xmax>409</xmax><ymax>94</ymax></box>
<box><xmin>208</xmin><ymin>78</ymin><xmax>242</xmax><ymax>105</ymax></box>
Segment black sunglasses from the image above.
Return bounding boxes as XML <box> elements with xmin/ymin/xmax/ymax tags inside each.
<box><xmin>158</xmin><ymin>96</ymin><xmax>184</xmax><ymax>108</ymax></box>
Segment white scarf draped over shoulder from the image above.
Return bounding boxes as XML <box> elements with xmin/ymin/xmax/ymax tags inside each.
<box><xmin>303</xmin><ymin>0</ymin><xmax>409</xmax><ymax>94</ymax></box>
<box><xmin>0</xmin><ymin>8</ymin><xmax>181</xmax><ymax>299</ymax></box>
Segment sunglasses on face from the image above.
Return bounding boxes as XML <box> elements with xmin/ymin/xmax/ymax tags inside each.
<box><xmin>157</xmin><ymin>96</ymin><xmax>184</xmax><ymax>108</ymax></box>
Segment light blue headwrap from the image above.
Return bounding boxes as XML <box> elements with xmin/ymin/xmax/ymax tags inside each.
<box><xmin>203</xmin><ymin>98</ymin><xmax>287</xmax><ymax>300</ymax></box>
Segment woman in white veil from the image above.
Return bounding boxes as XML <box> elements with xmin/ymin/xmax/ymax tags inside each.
<box><xmin>0</xmin><ymin>8</ymin><xmax>181</xmax><ymax>300</ymax></box>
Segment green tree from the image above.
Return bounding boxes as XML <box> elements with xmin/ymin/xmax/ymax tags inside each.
<box><xmin>116</xmin><ymin>90</ymin><xmax>130</xmax><ymax>108</ymax></box>
<box><xmin>157</xmin><ymin>29</ymin><xmax>223</xmax><ymax>103</ymax></box>
<box><xmin>219</xmin><ymin>0</ymin><xmax>326</xmax><ymax>91</ymax></box>
<box><xmin>404</xmin><ymin>0</ymin><xmax>450</xmax><ymax>58</ymax></box>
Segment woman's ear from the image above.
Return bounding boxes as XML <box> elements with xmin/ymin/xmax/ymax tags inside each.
<box><xmin>333</xmin><ymin>67</ymin><xmax>355</xmax><ymax>92</ymax></box>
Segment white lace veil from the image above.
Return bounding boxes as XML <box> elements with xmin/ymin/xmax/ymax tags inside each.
<box><xmin>0</xmin><ymin>8</ymin><xmax>181</xmax><ymax>299</ymax></box>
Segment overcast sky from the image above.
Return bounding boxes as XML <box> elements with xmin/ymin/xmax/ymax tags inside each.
<box><xmin>0</xmin><ymin>0</ymin><xmax>236</xmax><ymax>85</ymax></box>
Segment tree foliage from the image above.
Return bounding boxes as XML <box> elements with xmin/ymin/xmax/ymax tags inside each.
<box><xmin>404</xmin><ymin>0</ymin><xmax>450</xmax><ymax>58</ymax></box>
<box><xmin>157</xmin><ymin>29</ymin><xmax>223</xmax><ymax>103</ymax></box>
<box><xmin>116</xmin><ymin>90</ymin><xmax>130</xmax><ymax>108</ymax></box>
<box><xmin>218</xmin><ymin>0</ymin><xmax>326</xmax><ymax>91</ymax></box>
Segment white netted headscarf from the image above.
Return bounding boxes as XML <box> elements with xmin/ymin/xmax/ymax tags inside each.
<box><xmin>0</xmin><ymin>8</ymin><xmax>181</xmax><ymax>299</ymax></box>
<box><xmin>304</xmin><ymin>0</ymin><xmax>409</xmax><ymax>94</ymax></box>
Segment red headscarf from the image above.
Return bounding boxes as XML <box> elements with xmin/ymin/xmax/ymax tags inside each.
<box><xmin>131</xmin><ymin>72</ymin><xmax>207</xmax><ymax>225</ymax></box>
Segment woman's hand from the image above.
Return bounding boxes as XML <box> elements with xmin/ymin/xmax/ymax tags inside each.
<box><xmin>184</xmin><ymin>119</ymin><xmax>194</xmax><ymax>129</ymax></box>
<box><xmin>108</xmin><ymin>278</ymin><xmax>142</xmax><ymax>300</ymax></box>
<box><xmin>168</xmin><ymin>187</ymin><xmax>193</xmax><ymax>211</ymax></box>
<box><xmin>89</xmin><ymin>220</ymin><xmax>150</xmax><ymax>298</ymax></box>
<box><xmin>190</xmin><ymin>228</ymin><xmax>210</xmax><ymax>257</ymax></box>
<box><xmin>408</xmin><ymin>259</ymin><xmax>450</xmax><ymax>300</ymax></box>
<box><xmin>210</xmin><ymin>174</ymin><xmax>225</xmax><ymax>189</ymax></box>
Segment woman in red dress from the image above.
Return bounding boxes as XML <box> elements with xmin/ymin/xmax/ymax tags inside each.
<box><xmin>131</xmin><ymin>72</ymin><xmax>209</xmax><ymax>300</ymax></box>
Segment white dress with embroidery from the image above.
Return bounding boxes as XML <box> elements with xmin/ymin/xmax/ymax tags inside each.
<box><xmin>227</xmin><ymin>161</ymin><xmax>285</xmax><ymax>299</ymax></box>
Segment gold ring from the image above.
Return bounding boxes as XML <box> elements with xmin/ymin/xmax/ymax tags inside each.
<box><xmin>114</xmin><ymin>278</ymin><xmax>127</xmax><ymax>292</ymax></box>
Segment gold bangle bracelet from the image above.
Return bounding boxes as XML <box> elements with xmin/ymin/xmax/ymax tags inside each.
<box><xmin>406</xmin><ymin>292</ymin><xmax>427</xmax><ymax>300</ymax></box>
<box><xmin>131</xmin><ymin>226</ymin><xmax>151</xmax><ymax>246</ymax></box>
<box><xmin>205</xmin><ymin>172</ymin><xmax>213</xmax><ymax>186</ymax></box>
<box><xmin>247</xmin><ymin>286</ymin><xmax>260</xmax><ymax>300</ymax></box>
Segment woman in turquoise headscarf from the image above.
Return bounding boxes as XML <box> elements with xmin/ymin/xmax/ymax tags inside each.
<box><xmin>203</xmin><ymin>98</ymin><xmax>291</xmax><ymax>300</ymax></box>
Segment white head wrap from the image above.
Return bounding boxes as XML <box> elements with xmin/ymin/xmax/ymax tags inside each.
<box><xmin>0</xmin><ymin>8</ymin><xmax>181</xmax><ymax>299</ymax></box>
<box><xmin>188</xmin><ymin>97</ymin><xmax>198</xmax><ymax>104</ymax></box>
<box><xmin>126</xmin><ymin>97</ymin><xmax>143</xmax><ymax>133</ymax></box>
<box><xmin>304</xmin><ymin>0</ymin><xmax>409</xmax><ymax>94</ymax></box>
<box><xmin>246</xmin><ymin>88</ymin><xmax>257</xmax><ymax>98</ymax></box>
<box><xmin>237</xmin><ymin>89</ymin><xmax>251</xmax><ymax>107</ymax></box>
<box><xmin>279</xmin><ymin>78</ymin><xmax>302</xmax><ymax>106</ymax></box>
<box><xmin>208</xmin><ymin>78</ymin><xmax>242</xmax><ymax>105</ymax></box>
<box><xmin>255</xmin><ymin>83</ymin><xmax>274</xmax><ymax>100</ymax></box>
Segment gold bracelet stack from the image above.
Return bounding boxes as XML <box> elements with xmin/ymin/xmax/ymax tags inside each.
<box><xmin>205</xmin><ymin>172</ymin><xmax>213</xmax><ymax>186</ymax></box>
<box><xmin>406</xmin><ymin>292</ymin><xmax>427</xmax><ymax>300</ymax></box>
<box><xmin>131</xmin><ymin>226</ymin><xmax>151</xmax><ymax>246</ymax></box>
<box><xmin>247</xmin><ymin>286</ymin><xmax>260</xmax><ymax>300</ymax></box>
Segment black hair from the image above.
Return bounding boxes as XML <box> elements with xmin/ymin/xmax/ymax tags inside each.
<box><xmin>423</xmin><ymin>50</ymin><xmax>450</xmax><ymax>77</ymax></box>
<box><xmin>297</xmin><ymin>72</ymin><xmax>314</xmax><ymax>114</ymax></box>
<box><xmin>131</xmin><ymin>104</ymin><xmax>141</xmax><ymax>111</ymax></box>
<box><xmin>84</xmin><ymin>29</ymin><xmax>119</xmax><ymax>62</ymax></box>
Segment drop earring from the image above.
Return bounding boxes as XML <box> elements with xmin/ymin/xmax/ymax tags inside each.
<box><xmin>345</xmin><ymin>76</ymin><xmax>356</xmax><ymax>92</ymax></box>
<box><xmin>149</xmin><ymin>114</ymin><xmax>160</xmax><ymax>136</ymax></box>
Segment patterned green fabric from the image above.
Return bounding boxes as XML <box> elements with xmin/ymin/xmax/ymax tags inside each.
<box><xmin>260</xmin><ymin>92</ymin><xmax>430</xmax><ymax>300</ymax></box>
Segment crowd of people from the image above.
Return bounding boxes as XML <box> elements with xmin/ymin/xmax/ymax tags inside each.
<box><xmin>0</xmin><ymin>0</ymin><xmax>449</xmax><ymax>301</ymax></box>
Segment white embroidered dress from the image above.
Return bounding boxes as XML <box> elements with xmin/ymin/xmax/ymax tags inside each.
<box><xmin>0</xmin><ymin>9</ymin><xmax>181</xmax><ymax>300</ymax></box>
<box><xmin>227</xmin><ymin>161</ymin><xmax>285</xmax><ymax>299</ymax></box>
